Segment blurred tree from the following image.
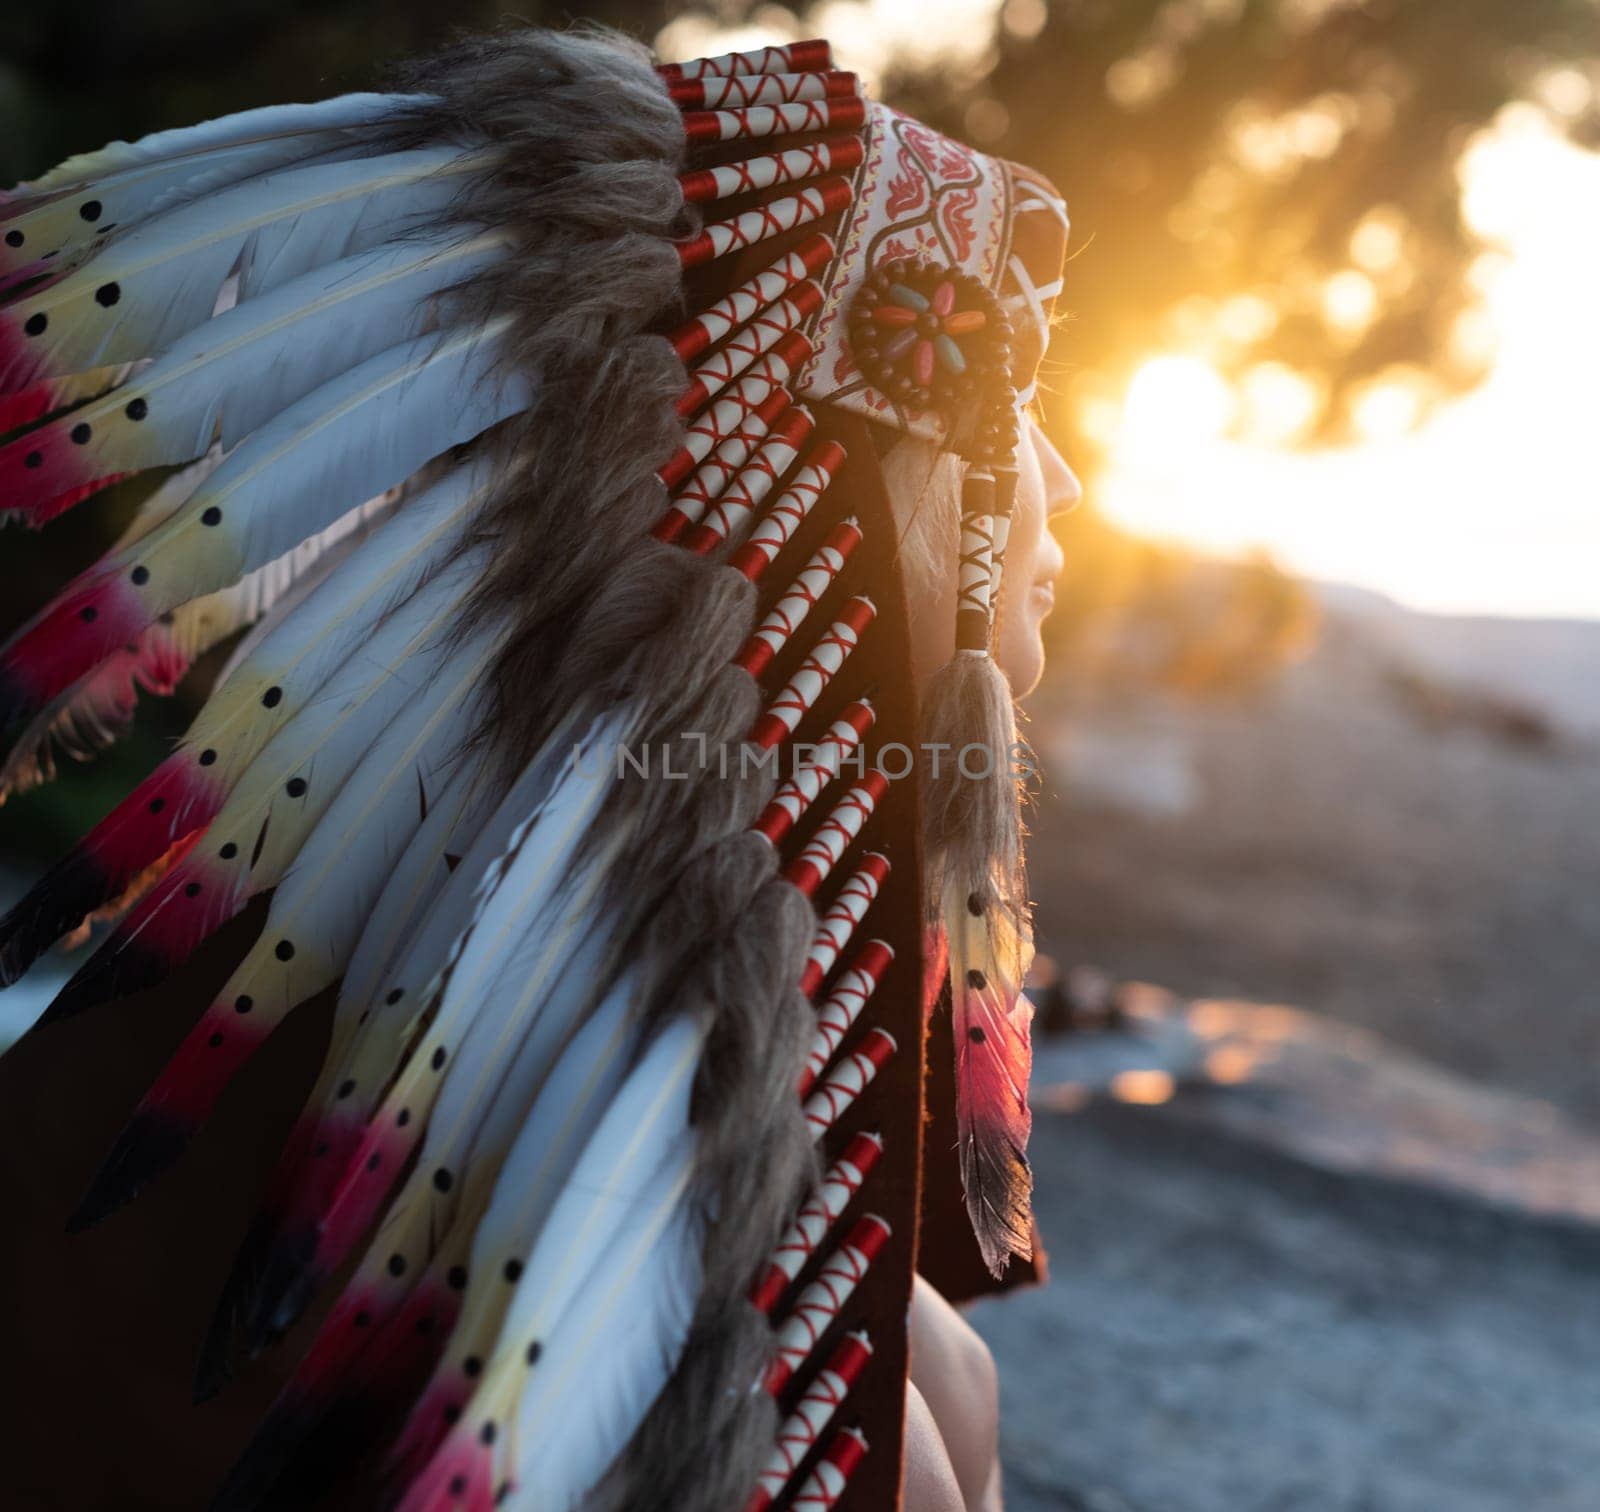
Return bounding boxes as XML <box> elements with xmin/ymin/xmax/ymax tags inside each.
<box><xmin>888</xmin><ymin>0</ymin><xmax>1600</xmax><ymax>447</ymax></box>
<box><xmin>1044</xmin><ymin>509</ymin><xmax>1320</xmax><ymax>697</ymax></box>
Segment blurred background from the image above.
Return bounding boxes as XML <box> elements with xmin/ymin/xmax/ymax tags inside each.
<box><xmin>3</xmin><ymin>3</ymin><xmax>1599</xmax><ymax>1508</ymax></box>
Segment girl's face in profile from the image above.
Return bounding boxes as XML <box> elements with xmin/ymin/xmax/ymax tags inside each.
<box><xmin>898</xmin><ymin>419</ymin><xmax>1083</xmax><ymax>698</ymax></box>
<box><xmin>994</xmin><ymin>419</ymin><xmax>1081</xmax><ymax>698</ymax></box>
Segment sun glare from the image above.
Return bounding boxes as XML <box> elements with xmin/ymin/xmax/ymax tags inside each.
<box><xmin>1120</xmin><ymin>355</ymin><xmax>1235</xmax><ymax>449</ymax></box>
<box><xmin>1100</xmin><ymin>107</ymin><xmax>1600</xmax><ymax>621</ymax></box>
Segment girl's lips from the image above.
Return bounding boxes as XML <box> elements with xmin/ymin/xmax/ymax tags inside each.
<box><xmin>1030</xmin><ymin>581</ymin><xmax>1056</xmax><ymax>614</ymax></box>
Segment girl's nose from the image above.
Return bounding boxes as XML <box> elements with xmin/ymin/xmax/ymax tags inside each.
<box><xmin>1030</xmin><ymin>419</ymin><xmax>1083</xmax><ymax>516</ymax></box>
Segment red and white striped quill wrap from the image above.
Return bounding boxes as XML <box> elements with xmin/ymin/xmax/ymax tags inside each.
<box><xmin>741</xmin><ymin>329</ymin><xmax>817</xmax><ymax>393</ymax></box>
<box><xmin>658</xmin><ymin>376</ymin><xmax>786</xmax><ymax>490</ymax></box>
<box><xmin>791</xmin><ymin>1428</ymin><xmax>869</xmax><ymax>1511</ymax></box>
<box><xmin>676</xmin><ymin>177</ymin><xmax>854</xmax><ymax>268</ymax></box>
<box><xmin>745</xmin><ymin>1332</ymin><xmax>873</xmax><ymax>1512</ymax></box>
<box><xmin>680</xmin><ymin>100</ymin><xmax>867</xmax><ymax>148</ymax></box>
<box><xmin>748</xmin><ymin>595</ymin><xmax>875</xmax><ymax>747</ymax></box>
<box><xmin>766</xmin><ymin>1215</ymin><xmax>889</xmax><ymax>1395</ymax></box>
<box><xmin>660</xmin><ymin>391</ymin><xmax>798</xmax><ymax>538</ymax></box>
<box><xmin>668</xmin><ymin>70</ymin><xmax>858</xmax><ymax>112</ymax></box>
<box><xmin>678</xmin><ymin>139</ymin><xmax>864</xmax><ymax>207</ymax></box>
<box><xmin>799</xmin><ymin>941</ymin><xmax>893</xmax><ymax>1096</ymax></box>
<box><xmin>684</xmin><ymin>405</ymin><xmax>815</xmax><ymax>554</ymax></box>
<box><xmin>799</xmin><ymin>853</ymin><xmax>889</xmax><ymax>999</ymax></box>
<box><xmin>677</xmin><ymin>289</ymin><xmax>822</xmax><ymax>418</ymax></box>
<box><xmin>668</xmin><ymin>237</ymin><xmax>833</xmax><ymax>361</ymax></box>
<box><xmin>729</xmin><ymin>445</ymin><xmax>848</xmax><ymax>583</ymax></box>
<box><xmin>800</xmin><ymin>1028</ymin><xmax>896</xmax><ymax>1138</ymax></box>
<box><xmin>734</xmin><ymin>520</ymin><xmax>862</xmax><ymax>675</ymax></box>
<box><xmin>658</xmin><ymin>39</ymin><xmax>833</xmax><ymax>81</ymax></box>
<box><xmin>781</xmin><ymin>770</ymin><xmax>889</xmax><ymax>897</ymax></box>
<box><xmin>752</xmin><ymin>701</ymin><xmax>875</xmax><ymax>846</ymax></box>
<box><xmin>750</xmin><ymin>1132</ymin><xmax>883</xmax><ymax>1315</ymax></box>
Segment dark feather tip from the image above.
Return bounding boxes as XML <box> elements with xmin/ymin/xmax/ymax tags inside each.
<box><xmin>212</xmin><ymin>1385</ymin><xmax>395</xmax><ymax>1512</ymax></box>
<box><xmin>0</xmin><ymin>672</ymin><xmax>32</xmax><ymax>738</ymax></box>
<box><xmin>66</xmin><ymin>1108</ymin><xmax>192</xmax><ymax>1233</ymax></box>
<box><xmin>34</xmin><ymin>937</ymin><xmax>168</xmax><ymax>1028</ymax></box>
<box><xmin>207</xmin><ymin>1394</ymin><xmax>320</xmax><ymax>1512</ymax></box>
<box><xmin>0</xmin><ymin>848</ymin><xmax>108</xmax><ymax>991</ymax></box>
<box><xmin>191</xmin><ymin>1338</ymin><xmax>234</xmax><ymax>1407</ymax></box>
<box><xmin>243</xmin><ymin>1224</ymin><xmax>323</xmax><ymax>1356</ymax></box>
<box><xmin>194</xmin><ymin>1210</ymin><xmax>281</xmax><ymax>1403</ymax></box>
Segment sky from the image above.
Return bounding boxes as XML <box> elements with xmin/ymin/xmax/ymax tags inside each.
<box><xmin>1098</xmin><ymin>106</ymin><xmax>1600</xmax><ymax>622</ymax></box>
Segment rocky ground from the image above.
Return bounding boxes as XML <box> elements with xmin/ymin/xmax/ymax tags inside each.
<box><xmin>977</xmin><ymin>598</ymin><xmax>1600</xmax><ymax>1510</ymax></box>
<box><xmin>975</xmin><ymin>999</ymin><xmax>1600</xmax><ymax>1511</ymax></box>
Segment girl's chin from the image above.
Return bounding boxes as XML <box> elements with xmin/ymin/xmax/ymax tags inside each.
<box><xmin>999</xmin><ymin>633</ymin><xmax>1047</xmax><ymax>699</ymax></box>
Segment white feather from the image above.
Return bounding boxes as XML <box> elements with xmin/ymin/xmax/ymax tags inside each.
<box><xmin>406</xmin><ymin>972</ymin><xmax>638</xmax><ymax>1415</ymax></box>
<box><xmin>115</xmin><ymin>319</ymin><xmax>526</xmax><ymax>618</ymax></box>
<box><xmin>507</xmin><ymin>1181</ymin><xmax>700</xmax><ymax>1512</ymax></box>
<box><xmin>202</xmin><ymin>626</ymin><xmax>502</xmax><ymax>1032</ymax></box>
<box><xmin>15</xmin><ymin>94</ymin><xmax>412</xmax><ymax>195</ymax></box>
<box><xmin>500</xmin><ymin>1013</ymin><xmax>701</xmax><ymax>1376</ymax></box>
<box><xmin>191</xmin><ymin>549</ymin><xmax>491</xmax><ymax>896</ymax></box>
<box><xmin>9</xmin><ymin>233</ymin><xmax>506</xmax><ymax>494</ymax></box>
<box><xmin>198</xmin><ymin>485</ymin><xmax>400</xmax><ymax>683</ymax></box>
<box><xmin>488</xmin><ymin>1021</ymin><xmax>703</xmax><ymax>1506</ymax></box>
<box><xmin>63</xmin><ymin>543</ymin><xmax>473</xmax><ymax>962</ymax></box>
<box><xmin>469</xmin><ymin>975</ymin><xmax>635</xmax><ymax>1274</ymax></box>
<box><xmin>0</xmin><ymin>465</ymin><xmax>406</xmax><ymax>802</ymax></box>
<box><xmin>313</xmin><ymin>722</ymin><xmax>627</xmax><ymax>1312</ymax></box>
<box><xmin>334</xmin><ymin>759</ymin><xmax>496</xmax><ymax>1036</ymax></box>
<box><xmin>426</xmin><ymin>851</ymin><xmax>617</xmax><ymax>1169</ymax></box>
<box><xmin>423</xmin><ymin>723</ymin><xmax>622</xmax><ymax>1025</ymax></box>
<box><xmin>280</xmin><ymin>757</ymin><xmax>489</xmax><ymax>1141</ymax></box>
<box><xmin>197</xmin><ymin>463</ymin><xmax>483</xmax><ymax>727</ymax></box>
<box><xmin>351</xmin><ymin>730</ymin><xmax>619</xmax><ymax>1137</ymax></box>
<box><xmin>392</xmin><ymin>1017</ymin><xmax>701</xmax><ymax>1510</ymax></box>
<box><xmin>317</xmin><ymin>743</ymin><xmax>575</xmax><ymax>1122</ymax></box>
<box><xmin>3</xmin><ymin>146</ymin><xmax>486</xmax><ymax>386</ymax></box>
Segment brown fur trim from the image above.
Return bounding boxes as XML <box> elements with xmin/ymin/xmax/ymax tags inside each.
<box><xmin>378</xmin><ymin>27</ymin><xmax>694</xmax><ymax>774</ymax></box>
<box><xmin>376</xmin><ymin>28</ymin><xmax>810</xmax><ymax>1506</ymax></box>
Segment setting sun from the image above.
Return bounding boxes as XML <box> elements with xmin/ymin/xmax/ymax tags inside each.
<box><xmin>1096</xmin><ymin>107</ymin><xmax>1600</xmax><ymax>620</ymax></box>
<box><xmin>1120</xmin><ymin>355</ymin><xmax>1236</xmax><ymax>449</ymax></box>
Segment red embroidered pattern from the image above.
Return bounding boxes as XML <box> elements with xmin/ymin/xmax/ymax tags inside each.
<box><xmin>941</xmin><ymin>184</ymin><xmax>979</xmax><ymax>262</ymax></box>
<box><xmin>884</xmin><ymin>164</ymin><xmax>926</xmax><ymax>218</ymax></box>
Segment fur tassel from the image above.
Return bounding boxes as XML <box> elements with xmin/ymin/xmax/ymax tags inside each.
<box><xmin>919</xmin><ymin>647</ymin><xmax>1024</xmax><ymax>909</ymax></box>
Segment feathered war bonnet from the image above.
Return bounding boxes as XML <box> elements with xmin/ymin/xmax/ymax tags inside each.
<box><xmin>0</xmin><ymin>26</ymin><xmax>1063</xmax><ymax>1512</ymax></box>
